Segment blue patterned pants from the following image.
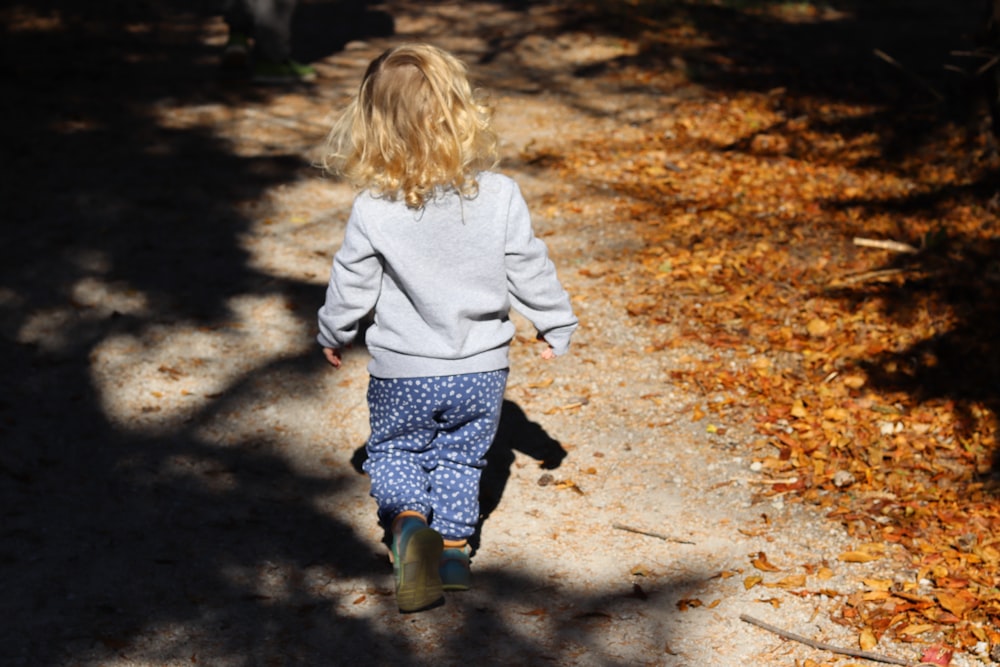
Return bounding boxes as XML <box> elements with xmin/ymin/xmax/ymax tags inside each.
<box><xmin>363</xmin><ymin>370</ymin><xmax>508</xmax><ymax>541</ymax></box>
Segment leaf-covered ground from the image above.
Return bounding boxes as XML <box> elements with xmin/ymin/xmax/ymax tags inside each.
<box><xmin>544</xmin><ymin>0</ymin><xmax>1000</xmax><ymax>656</ymax></box>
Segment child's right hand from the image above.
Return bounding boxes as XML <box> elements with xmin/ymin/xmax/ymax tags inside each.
<box><xmin>540</xmin><ymin>346</ymin><xmax>556</xmax><ymax>360</ymax></box>
<box><xmin>323</xmin><ymin>347</ymin><xmax>342</xmax><ymax>368</ymax></box>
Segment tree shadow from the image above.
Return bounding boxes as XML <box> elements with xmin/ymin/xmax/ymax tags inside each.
<box><xmin>293</xmin><ymin>0</ymin><xmax>395</xmax><ymax>64</ymax></box>
<box><xmin>0</xmin><ymin>3</ymin><xmax>703</xmax><ymax>663</ymax></box>
<box><xmin>823</xmin><ymin>188</ymin><xmax>1000</xmax><ymax>481</ymax></box>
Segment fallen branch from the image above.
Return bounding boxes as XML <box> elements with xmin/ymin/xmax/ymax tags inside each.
<box><xmin>612</xmin><ymin>523</ymin><xmax>695</xmax><ymax>545</ymax></box>
<box><xmin>853</xmin><ymin>237</ymin><xmax>920</xmax><ymax>254</ymax></box>
<box><xmin>873</xmin><ymin>49</ymin><xmax>945</xmax><ymax>102</ymax></box>
<box><xmin>740</xmin><ymin>614</ymin><xmax>914</xmax><ymax>666</ymax></box>
<box><xmin>833</xmin><ymin>268</ymin><xmax>907</xmax><ymax>286</ymax></box>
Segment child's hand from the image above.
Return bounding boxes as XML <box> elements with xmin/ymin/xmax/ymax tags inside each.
<box><xmin>323</xmin><ymin>347</ymin><xmax>342</xmax><ymax>368</ymax></box>
<box><xmin>537</xmin><ymin>334</ymin><xmax>557</xmax><ymax>360</ymax></box>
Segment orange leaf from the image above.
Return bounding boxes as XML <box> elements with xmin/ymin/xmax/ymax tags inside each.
<box><xmin>859</xmin><ymin>627</ymin><xmax>877</xmax><ymax>651</ymax></box>
<box><xmin>765</xmin><ymin>574</ymin><xmax>807</xmax><ymax>589</ymax></box>
<box><xmin>751</xmin><ymin>551</ymin><xmax>781</xmax><ymax>572</ymax></box>
<box><xmin>838</xmin><ymin>550</ymin><xmax>880</xmax><ymax>563</ymax></box>
<box><xmin>937</xmin><ymin>590</ymin><xmax>978</xmax><ymax>618</ymax></box>
<box><xmin>677</xmin><ymin>598</ymin><xmax>703</xmax><ymax>611</ymax></box>
<box><xmin>806</xmin><ymin>318</ymin><xmax>830</xmax><ymax>337</ymax></box>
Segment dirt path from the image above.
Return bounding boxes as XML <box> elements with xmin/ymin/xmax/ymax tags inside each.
<box><xmin>1</xmin><ymin>2</ymin><xmax>987</xmax><ymax>666</ymax></box>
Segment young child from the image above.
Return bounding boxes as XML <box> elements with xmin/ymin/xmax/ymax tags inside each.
<box><xmin>316</xmin><ymin>43</ymin><xmax>578</xmax><ymax>613</ymax></box>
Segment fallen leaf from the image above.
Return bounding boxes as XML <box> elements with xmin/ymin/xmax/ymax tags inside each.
<box><xmin>751</xmin><ymin>551</ymin><xmax>782</xmax><ymax>572</ymax></box>
<box><xmin>842</xmin><ymin>374</ymin><xmax>866</xmax><ymax>389</ymax></box>
<box><xmin>919</xmin><ymin>644</ymin><xmax>953</xmax><ymax>666</ymax></box>
<box><xmin>859</xmin><ymin>627</ymin><xmax>877</xmax><ymax>650</ymax></box>
<box><xmin>807</xmin><ymin>318</ymin><xmax>830</xmax><ymax>337</ymax></box>
<box><xmin>937</xmin><ymin>590</ymin><xmax>979</xmax><ymax>618</ymax></box>
<box><xmin>765</xmin><ymin>574</ymin><xmax>807</xmax><ymax>588</ymax></box>
<box><xmin>631</xmin><ymin>564</ymin><xmax>651</xmax><ymax>577</ymax></box>
<box><xmin>838</xmin><ymin>550</ymin><xmax>881</xmax><ymax>563</ymax></box>
<box><xmin>554</xmin><ymin>479</ymin><xmax>585</xmax><ymax>495</ymax></box>
<box><xmin>677</xmin><ymin>598</ymin><xmax>703</xmax><ymax>611</ymax></box>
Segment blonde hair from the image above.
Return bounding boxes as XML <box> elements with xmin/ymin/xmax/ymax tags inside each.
<box><xmin>323</xmin><ymin>43</ymin><xmax>499</xmax><ymax>209</ymax></box>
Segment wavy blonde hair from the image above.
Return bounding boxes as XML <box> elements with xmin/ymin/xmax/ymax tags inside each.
<box><xmin>323</xmin><ymin>43</ymin><xmax>499</xmax><ymax>209</ymax></box>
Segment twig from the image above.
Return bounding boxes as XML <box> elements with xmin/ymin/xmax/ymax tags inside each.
<box><xmin>950</xmin><ymin>49</ymin><xmax>994</xmax><ymax>58</ymax></box>
<box><xmin>943</xmin><ymin>64</ymin><xmax>970</xmax><ymax>77</ymax></box>
<box><xmin>852</xmin><ymin>237</ymin><xmax>920</xmax><ymax>254</ymax></box>
<box><xmin>873</xmin><ymin>49</ymin><xmax>945</xmax><ymax>102</ymax></box>
<box><xmin>738</xmin><ymin>477</ymin><xmax>800</xmax><ymax>485</ymax></box>
<box><xmin>978</xmin><ymin>54</ymin><xmax>1000</xmax><ymax>76</ymax></box>
<box><xmin>612</xmin><ymin>523</ymin><xmax>696</xmax><ymax>545</ymax></box>
<box><xmin>833</xmin><ymin>268</ymin><xmax>907</xmax><ymax>286</ymax></box>
<box><xmin>740</xmin><ymin>614</ymin><xmax>914</xmax><ymax>666</ymax></box>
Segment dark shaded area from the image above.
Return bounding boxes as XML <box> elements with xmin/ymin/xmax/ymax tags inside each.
<box><xmin>482</xmin><ymin>399</ymin><xmax>569</xmax><ymax>519</ymax></box>
<box><xmin>829</xmin><ymin>229</ymin><xmax>1000</xmax><ymax>478</ymax></box>
<box><xmin>0</xmin><ymin>1</ymin><xmax>692</xmax><ymax>664</ymax></box>
<box><xmin>0</xmin><ymin>1</ymin><xmax>397</xmax><ymax>663</ymax></box>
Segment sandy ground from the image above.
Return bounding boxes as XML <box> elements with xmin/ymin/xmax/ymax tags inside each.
<box><xmin>0</xmin><ymin>1</ymin><xmax>990</xmax><ymax>666</ymax></box>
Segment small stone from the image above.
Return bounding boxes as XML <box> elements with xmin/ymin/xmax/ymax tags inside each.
<box><xmin>833</xmin><ymin>470</ymin><xmax>856</xmax><ymax>488</ymax></box>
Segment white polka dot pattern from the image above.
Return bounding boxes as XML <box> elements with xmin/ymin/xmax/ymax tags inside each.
<box><xmin>363</xmin><ymin>370</ymin><xmax>508</xmax><ymax>541</ymax></box>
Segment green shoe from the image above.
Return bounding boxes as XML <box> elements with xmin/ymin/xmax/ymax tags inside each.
<box><xmin>252</xmin><ymin>58</ymin><xmax>316</xmax><ymax>84</ymax></box>
<box><xmin>391</xmin><ymin>517</ymin><xmax>444</xmax><ymax>613</ymax></box>
<box><xmin>221</xmin><ymin>32</ymin><xmax>249</xmax><ymax>70</ymax></box>
<box><xmin>440</xmin><ymin>545</ymin><xmax>472</xmax><ymax>591</ymax></box>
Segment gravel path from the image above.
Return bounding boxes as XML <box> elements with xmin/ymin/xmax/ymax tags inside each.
<box><xmin>1</xmin><ymin>2</ymin><xmax>986</xmax><ymax>666</ymax></box>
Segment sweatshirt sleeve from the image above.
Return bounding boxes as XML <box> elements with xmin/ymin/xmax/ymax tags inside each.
<box><xmin>316</xmin><ymin>203</ymin><xmax>382</xmax><ymax>349</ymax></box>
<box><xmin>504</xmin><ymin>183</ymin><xmax>579</xmax><ymax>355</ymax></box>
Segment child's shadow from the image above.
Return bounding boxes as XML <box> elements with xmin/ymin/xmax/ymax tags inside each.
<box><xmin>349</xmin><ymin>399</ymin><xmax>567</xmax><ymax>553</ymax></box>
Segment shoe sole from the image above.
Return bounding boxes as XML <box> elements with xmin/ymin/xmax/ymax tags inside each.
<box><xmin>396</xmin><ymin>528</ymin><xmax>444</xmax><ymax>612</ymax></box>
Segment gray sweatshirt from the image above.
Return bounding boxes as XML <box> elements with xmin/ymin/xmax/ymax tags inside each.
<box><xmin>317</xmin><ymin>171</ymin><xmax>578</xmax><ymax>378</ymax></box>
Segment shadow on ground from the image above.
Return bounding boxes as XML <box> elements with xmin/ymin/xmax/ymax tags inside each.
<box><xmin>0</xmin><ymin>2</ymin><xmax>699</xmax><ymax>664</ymax></box>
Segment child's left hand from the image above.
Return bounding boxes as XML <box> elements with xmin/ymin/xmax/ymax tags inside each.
<box><xmin>540</xmin><ymin>346</ymin><xmax>556</xmax><ymax>360</ymax></box>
